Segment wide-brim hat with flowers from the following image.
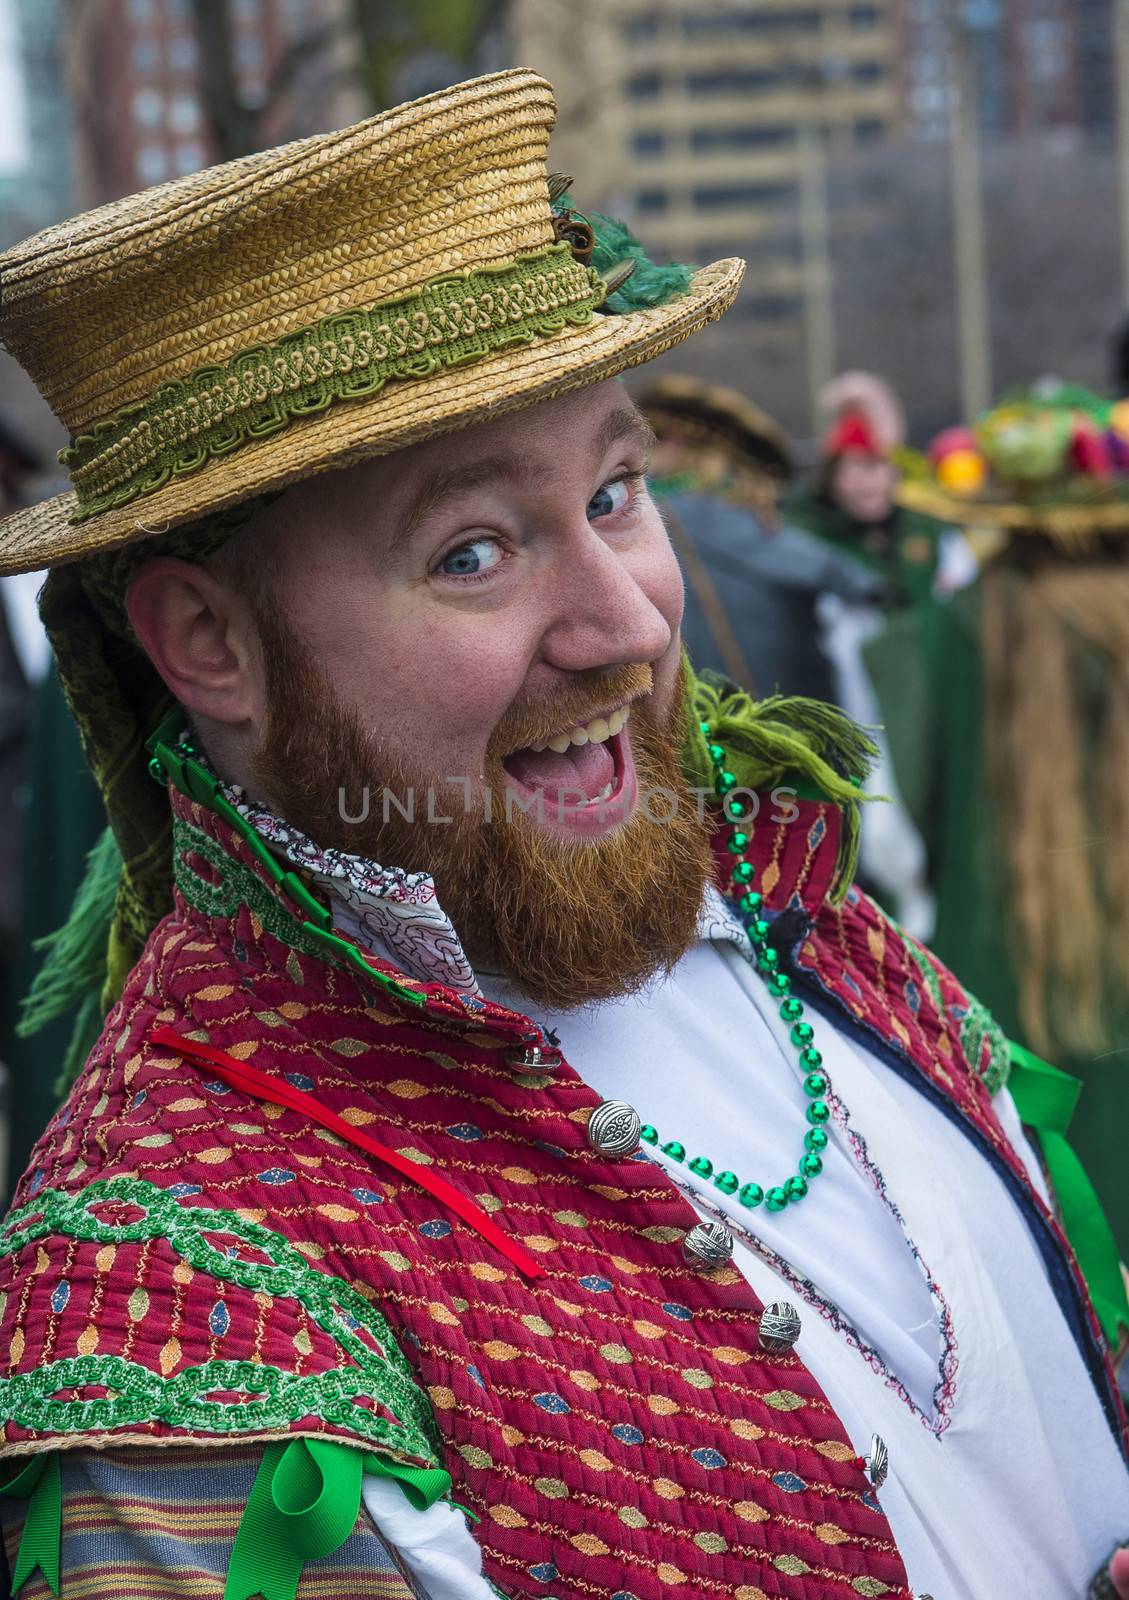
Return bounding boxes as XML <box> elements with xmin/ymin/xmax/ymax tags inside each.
<box><xmin>898</xmin><ymin>379</ymin><xmax>1129</xmax><ymax>539</ymax></box>
<box><xmin>0</xmin><ymin>68</ymin><xmax>743</xmax><ymax>575</ymax></box>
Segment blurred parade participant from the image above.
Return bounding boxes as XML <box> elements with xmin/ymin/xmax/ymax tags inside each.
<box><xmin>0</xmin><ymin>73</ymin><xmax>1126</xmax><ymax>1600</ymax></box>
<box><xmin>637</xmin><ymin>373</ymin><xmax>882</xmax><ymax>702</ymax></box>
<box><xmin>784</xmin><ymin>370</ymin><xmax>974</xmax><ymax>608</ymax></box>
<box><xmin>781</xmin><ymin>375</ymin><xmax>969</xmax><ymax>940</ymax></box>
<box><xmin>881</xmin><ymin>380</ymin><xmax>1129</xmax><ymax>1278</ymax></box>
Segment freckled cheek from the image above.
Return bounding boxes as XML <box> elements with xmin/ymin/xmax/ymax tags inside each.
<box><xmin>339</xmin><ymin>630</ymin><xmax>524</xmax><ymax>777</ymax></box>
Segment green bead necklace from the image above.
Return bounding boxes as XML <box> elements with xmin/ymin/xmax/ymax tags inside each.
<box><xmin>638</xmin><ymin>720</ymin><xmax>831</xmax><ymax>1215</ymax></box>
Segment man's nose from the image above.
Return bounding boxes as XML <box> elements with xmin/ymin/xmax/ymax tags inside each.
<box><xmin>536</xmin><ymin>526</ymin><xmax>674</xmax><ymax>672</ymax></box>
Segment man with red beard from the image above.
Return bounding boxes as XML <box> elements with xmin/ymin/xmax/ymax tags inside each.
<box><xmin>0</xmin><ymin>71</ymin><xmax>1125</xmax><ymax>1600</ymax></box>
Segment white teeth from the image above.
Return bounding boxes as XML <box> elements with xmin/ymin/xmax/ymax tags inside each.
<box><xmin>595</xmin><ymin>779</ymin><xmax>615</xmax><ymax>801</ymax></box>
<box><xmin>525</xmin><ymin>703</ymin><xmax>632</xmax><ymax>755</ymax></box>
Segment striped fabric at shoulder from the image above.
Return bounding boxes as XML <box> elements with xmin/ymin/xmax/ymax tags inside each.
<box><xmin>0</xmin><ymin>1444</ymin><xmax>427</xmax><ymax>1600</ymax></box>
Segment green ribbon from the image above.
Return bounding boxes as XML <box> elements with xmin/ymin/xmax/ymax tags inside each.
<box><xmin>0</xmin><ymin>1455</ymin><xmax>61</xmax><ymax>1597</ymax></box>
<box><xmin>1008</xmin><ymin>1039</ymin><xmax>1129</xmax><ymax>1345</ymax></box>
<box><xmin>226</xmin><ymin>1438</ymin><xmax>451</xmax><ymax>1600</ymax></box>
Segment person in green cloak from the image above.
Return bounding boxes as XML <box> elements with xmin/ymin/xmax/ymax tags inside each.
<box><xmin>871</xmin><ymin>380</ymin><xmax>1129</xmax><ymax>1278</ymax></box>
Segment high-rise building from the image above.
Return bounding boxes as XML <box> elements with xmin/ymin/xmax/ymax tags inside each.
<box><xmin>0</xmin><ymin>0</ymin><xmax>74</xmax><ymax>244</ymax></box>
<box><xmin>65</xmin><ymin>0</ymin><xmax>360</xmax><ymax>209</ymax></box>
<box><xmin>512</xmin><ymin>0</ymin><xmax>897</xmax><ymax>339</ymax></box>
<box><xmin>898</xmin><ymin>0</ymin><xmax>1116</xmax><ymax>144</ymax></box>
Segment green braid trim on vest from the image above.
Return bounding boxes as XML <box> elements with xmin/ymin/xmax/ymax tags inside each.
<box><xmin>682</xmin><ymin>660</ymin><xmax>878</xmax><ymax>903</ymax></box>
<box><xmin>62</xmin><ymin>244</ymin><xmax>606</xmax><ymax>522</ymax></box>
<box><xmin>0</xmin><ymin>1178</ymin><xmax>441</xmax><ymax>1456</ymax></box>
<box><xmin>902</xmin><ymin>939</ymin><xmax>1010</xmax><ymax>1095</ymax></box>
<box><xmin>173</xmin><ymin>816</ymin><xmax>331</xmax><ymax>964</ymax></box>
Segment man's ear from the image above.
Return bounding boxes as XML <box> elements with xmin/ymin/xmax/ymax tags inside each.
<box><xmin>126</xmin><ymin>556</ymin><xmax>260</xmax><ymax>728</ymax></box>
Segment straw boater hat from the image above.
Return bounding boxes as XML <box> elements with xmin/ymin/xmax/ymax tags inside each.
<box><xmin>0</xmin><ymin>68</ymin><xmax>742</xmax><ymax>575</ymax></box>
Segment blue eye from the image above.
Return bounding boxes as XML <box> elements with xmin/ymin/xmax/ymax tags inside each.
<box><xmin>439</xmin><ymin>537</ymin><xmax>503</xmax><ymax>576</ymax></box>
<box><xmin>587</xmin><ymin>478</ymin><xmax>631</xmax><ymax>520</ymax></box>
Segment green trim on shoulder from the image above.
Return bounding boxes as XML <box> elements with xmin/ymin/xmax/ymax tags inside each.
<box><xmin>682</xmin><ymin>659</ymin><xmax>878</xmax><ymax>901</ymax></box>
<box><xmin>0</xmin><ymin>1179</ymin><xmax>440</xmax><ymax>1458</ymax></box>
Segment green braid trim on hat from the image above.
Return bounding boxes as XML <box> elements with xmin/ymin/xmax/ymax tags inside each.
<box><xmin>0</xmin><ymin>1177</ymin><xmax>442</xmax><ymax>1455</ymax></box>
<box><xmin>682</xmin><ymin>658</ymin><xmax>878</xmax><ymax>903</ymax></box>
<box><xmin>62</xmin><ymin>244</ymin><xmax>605</xmax><ymax>522</ymax></box>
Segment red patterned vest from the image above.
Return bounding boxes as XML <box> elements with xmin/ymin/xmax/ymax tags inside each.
<box><xmin>0</xmin><ymin>784</ymin><xmax>1122</xmax><ymax>1600</ymax></box>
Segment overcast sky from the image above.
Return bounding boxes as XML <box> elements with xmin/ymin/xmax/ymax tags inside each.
<box><xmin>0</xmin><ymin>0</ymin><xmax>29</xmax><ymax>178</ymax></box>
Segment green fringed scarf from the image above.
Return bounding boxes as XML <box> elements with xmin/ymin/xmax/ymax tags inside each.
<box><xmin>683</xmin><ymin>666</ymin><xmax>876</xmax><ymax>900</ymax></box>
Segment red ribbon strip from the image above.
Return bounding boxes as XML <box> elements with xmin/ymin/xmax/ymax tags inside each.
<box><xmin>150</xmin><ymin>1025</ymin><xmax>545</xmax><ymax>1281</ymax></box>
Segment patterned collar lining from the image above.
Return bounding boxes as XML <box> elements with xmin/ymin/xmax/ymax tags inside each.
<box><xmin>222</xmin><ymin>778</ymin><xmax>737</xmax><ymax>994</ymax></box>
<box><xmin>224</xmin><ymin>782</ymin><xmax>481</xmax><ymax>995</ymax></box>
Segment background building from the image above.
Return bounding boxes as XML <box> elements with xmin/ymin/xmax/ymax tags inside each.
<box><xmin>514</xmin><ymin>0</ymin><xmax>898</xmax><ymax>349</ymax></box>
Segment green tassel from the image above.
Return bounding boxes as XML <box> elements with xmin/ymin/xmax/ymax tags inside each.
<box><xmin>683</xmin><ymin>662</ymin><xmax>879</xmax><ymax>902</ymax></box>
<box><xmin>17</xmin><ymin>825</ymin><xmax>122</xmax><ymax>1091</ymax></box>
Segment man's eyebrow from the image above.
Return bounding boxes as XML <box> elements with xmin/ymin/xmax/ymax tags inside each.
<box><xmin>389</xmin><ymin>404</ymin><xmax>657</xmax><ymax>559</ymax></box>
<box><xmin>599</xmin><ymin>405</ymin><xmax>657</xmax><ymax>459</ymax></box>
<box><xmin>391</xmin><ymin>453</ymin><xmax>528</xmax><ymax>556</ymax></box>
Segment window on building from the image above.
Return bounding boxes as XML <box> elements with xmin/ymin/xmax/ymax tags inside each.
<box><xmin>628</xmin><ymin>71</ymin><xmax>662</xmax><ymax>99</ymax></box>
<box><xmin>131</xmin><ymin>38</ymin><xmax>159</xmax><ymax>74</ymax></box>
<box><xmin>173</xmin><ymin>140</ymin><xmax>206</xmax><ymax>176</ymax></box>
<box><xmin>636</xmin><ymin>189</ymin><xmax>669</xmax><ymax>214</ymax></box>
<box><xmin>686</xmin><ymin>67</ymin><xmax>789</xmax><ymax>95</ymax></box>
<box><xmin>632</xmin><ymin>130</ymin><xmax>666</xmax><ymax>157</ymax></box>
<box><xmin>127</xmin><ymin>0</ymin><xmax>155</xmax><ymax>21</ymax></box>
<box><xmin>131</xmin><ymin>86</ymin><xmax>164</xmax><ymax>128</ymax></box>
<box><xmin>683</xmin><ymin>9</ymin><xmax>821</xmax><ymax>34</ymax></box>
<box><xmin>851</xmin><ymin>60</ymin><xmax>884</xmax><ymax>84</ymax></box>
<box><xmin>848</xmin><ymin>4</ymin><xmax>882</xmax><ymax>25</ymax></box>
<box><xmin>137</xmin><ymin>144</ymin><xmax>168</xmax><ymax>185</ymax></box>
<box><xmin>693</xmin><ymin>182</ymin><xmax>796</xmax><ymax>210</ymax></box>
<box><xmin>168</xmin><ymin>92</ymin><xmax>200</xmax><ymax>134</ymax></box>
<box><xmin>168</xmin><ymin>35</ymin><xmax>199</xmax><ymax>72</ymax></box>
<box><xmin>737</xmin><ymin>293</ymin><xmax>803</xmax><ymax>320</ymax></box>
<box><xmin>622</xmin><ymin>11</ymin><xmax>659</xmax><ymax>41</ymax></box>
<box><xmin>742</xmin><ymin>230</ymin><xmax>804</xmax><ymax>263</ymax></box>
<box><xmin>233</xmin><ymin>0</ymin><xmax>262</xmax><ymax>18</ymax></box>
<box><xmin>854</xmin><ymin>116</ymin><xmax>886</xmax><ymax>142</ymax></box>
<box><xmin>234</xmin><ymin>33</ymin><xmax>265</xmax><ymax>71</ymax></box>
<box><xmin>690</xmin><ymin>124</ymin><xmax>794</xmax><ymax>153</ymax></box>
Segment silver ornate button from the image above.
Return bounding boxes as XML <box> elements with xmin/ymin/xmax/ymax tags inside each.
<box><xmin>864</xmin><ymin>1433</ymin><xmax>889</xmax><ymax>1490</ymax></box>
<box><xmin>506</xmin><ymin>1045</ymin><xmax>560</xmax><ymax>1071</ymax></box>
<box><xmin>758</xmin><ymin>1300</ymin><xmax>801</xmax><ymax>1353</ymax></box>
<box><xmin>586</xmin><ymin>1100</ymin><xmax>642</xmax><ymax>1157</ymax></box>
<box><xmin>682</xmin><ymin>1220</ymin><xmax>733</xmax><ymax>1268</ymax></box>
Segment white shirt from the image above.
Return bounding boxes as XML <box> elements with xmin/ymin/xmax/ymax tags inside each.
<box><xmin>478</xmin><ymin>889</ymin><xmax>1129</xmax><ymax>1598</ymax></box>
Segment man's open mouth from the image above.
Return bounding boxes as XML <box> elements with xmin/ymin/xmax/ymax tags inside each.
<box><xmin>501</xmin><ymin>704</ymin><xmax>635</xmax><ymax>829</ymax></box>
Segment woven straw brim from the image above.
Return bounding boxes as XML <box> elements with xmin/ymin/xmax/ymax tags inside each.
<box><xmin>899</xmin><ymin>476</ymin><xmax>1129</xmax><ymax>536</ymax></box>
<box><xmin>0</xmin><ymin>257</ymin><xmax>742</xmax><ymax>575</ymax></box>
